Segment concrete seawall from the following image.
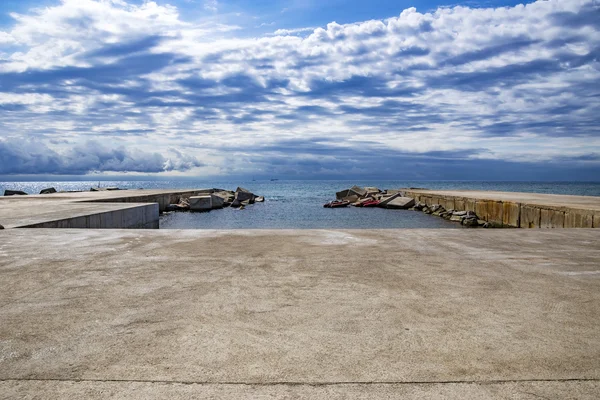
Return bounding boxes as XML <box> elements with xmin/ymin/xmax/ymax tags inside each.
<box><xmin>401</xmin><ymin>189</ymin><xmax>600</xmax><ymax>228</ymax></box>
<box><xmin>0</xmin><ymin>189</ymin><xmax>215</xmax><ymax>229</ymax></box>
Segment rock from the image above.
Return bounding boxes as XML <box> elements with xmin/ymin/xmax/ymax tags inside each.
<box><xmin>482</xmin><ymin>222</ymin><xmax>491</xmax><ymax>228</ymax></box>
<box><xmin>235</xmin><ymin>189</ymin><xmax>256</xmax><ymax>203</ymax></box>
<box><xmin>189</xmin><ymin>195</ymin><xmax>212</xmax><ymax>211</ymax></box>
<box><xmin>165</xmin><ymin>204</ymin><xmax>189</xmax><ymax>212</ymax></box>
<box><xmin>213</xmin><ymin>191</ymin><xmax>234</xmax><ymax>202</ymax></box>
<box><xmin>385</xmin><ymin>197</ymin><xmax>415</xmax><ymax>209</ymax></box>
<box><xmin>336</xmin><ymin>186</ymin><xmax>367</xmax><ymax>201</ymax></box>
<box><xmin>422</xmin><ymin>207</ymin><xmax>432</xmax><ymax>214</ymax></box>
<box><xmin>453</xmin><ymin>211</ymin><xmax>467</xmax><ymax>216</ymax></box>
<box><xmin>385</xmin><ymin>189</ymin><xmax>403</xmax><ymax>195</ymax></box>
<box><xmin>364</xmin><ymin>187</ymin><xmax>381</xmax><ymax>196</ymax></box>
<box><xmin>413</xmin><ymin>202</ymin><xmax>426</xmax><ymax>211</ymax></box>
<box><xmin>90</xmin><ymin>187</ymin><xmax>121</xmax><ymax>192</ymax></box>
<box><xmin>466</xmin><ymin>211</ymin><xmax>477</xmax><ymax>218</ymax></box>
<box><xmin>431</xmin><ymin>204</ymin><xmax>443</xmax><ymax>213</ymax></box>
<box><xmin>478</xmin><ymin>220</ymin><xmax>487</xmax><ymax>226</ymax></box>
<box><xmin>440</xmin><ymin>209</ymin><xmax>453</xmax><ymax>218</ymax></box>
<box><xmin>462</xmin><ymin>217</ymin><xmax>479</xmax><ymax>227</ymax></box>
<box><xmin>450</xmin><ymin>215</ymin><xmax>464</xmax><ymax>222</ymax></box>
<box><xmin>0</xmin><ymin>224</ymin><xmax>3</xmax><ymax>229</ymax></box>
<box><xmin>211</xmin><ymin>194</ymin><xmax>225</xmax><ymax>209</ymax></box>
<box><xmin>231</xmin><ymin>198</ymin><xmax>252</xmax><ymax>208</ymax></box>
<box><xmin>350</xmin><ymin>185</ymin><xmax>367</xmax><ymax>197</ymax></box>
<box><xmin>255</xmin><ymin>196</ymin><xmax>265</xmax><ymax>202</ymax></box>
<box><xmin>39</xmin><ymin>187</ymin><xmax>57</xmax><ymax>195</ymax></box>
<box><xmin>378</xmin><ymin>192</ymin><xmax>401</xmax><ymax>207</ymax></box>
<box><xmin>4</xmin><ymin>190</ymin><xmax>27</xmax><ymax>196</ymax></box>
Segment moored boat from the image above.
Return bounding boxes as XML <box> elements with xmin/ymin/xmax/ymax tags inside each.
<box><xmin>361</xmin><ymin>199</ymin><xmax>380</xmax><ymax>207</ymax></box>
<box><xmin>323</xmin><ymin>200</ymin><xmax>351</xmax><ymax>208</ymax></box>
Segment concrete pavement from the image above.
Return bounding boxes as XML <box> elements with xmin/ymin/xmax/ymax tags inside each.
<box><xmin>0</xmin><ymin>229</ymin><xmax>599</xmax><ymax>398</ymax></box>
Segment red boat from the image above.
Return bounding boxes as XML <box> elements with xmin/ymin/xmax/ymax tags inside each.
<box><xmin>361</xmin><ymin>199</ymin><xmax>380</xmax><ymax>207</ymax></box>
<box><xmin>323</xmin><ymin>200</ymin><xmax>351</xmax><ymax>208</ymax></box>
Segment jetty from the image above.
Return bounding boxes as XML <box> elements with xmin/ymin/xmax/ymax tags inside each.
<box><xmin>401</xmin><ymin>189</ymin><xmax>600</xmax><ymax>228</ymax></box>
<box><xmin>0</xmin><ymin>189</ymin><xmax>216</xmax><ymax>229</ymax></box>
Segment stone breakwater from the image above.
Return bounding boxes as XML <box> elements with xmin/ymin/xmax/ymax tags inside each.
<box><xmin>329</xmin><ymin>186</ymin><xmax>600</xmax><ymax>228</ymax></box>
<box><xmin>0</xmin><ymin>188</ymin><xmax>265</xmax><ymax>229</ymax></box>
<box><xmin>329</xmin><ymin>185</ymin><xmax>488</xmax><ymax>228</ymax></box>
<box><xmin>165</xmin><ymin>187</ymin><xmax>264</xmax><ymax>212</ymax></box>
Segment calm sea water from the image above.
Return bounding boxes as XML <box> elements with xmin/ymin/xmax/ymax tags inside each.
<box><xmin>2</xmin><ymin>180</ymin><xmax>599</xmax><ymax>229</ymax></box>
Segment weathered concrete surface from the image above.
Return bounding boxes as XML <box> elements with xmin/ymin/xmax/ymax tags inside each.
<box><xmin>402</xmin><ymin>189</ymin><xmax>600</xmax><ymax>228</ymax></box>
<box><xmin>0</xmin><ymin>189</ymin><xmax>212</xmax><ymax>229</ymax></box>
<box><xmin>189</xmin><ymin>195</ymin><xmax>212</xmax><ymax>211</ymax></box>
<box><xmin>0</xmin><ymin>229</ymin><xmax>598</xmax><ymax>398</ymax></box>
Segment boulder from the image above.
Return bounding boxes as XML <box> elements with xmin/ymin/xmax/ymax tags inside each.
<box><xmin>211</xmin><ymin>194</ymin><xmax>225</xmax><ymax>209</ymax></box>
<box><xmin>377</xmin><ymin>192</ymin><xmax>401</xmax><ymax>207</ymax></box>
<box><xmin>336</xmin><ymin>186</ymin><xmax>366</xmax><ymax>201</ymax></box>
<box><xmin>385</xmin><ymin>189</ymin><xmax>403</xmax><ymax>195</ymax></box>
<box><xmin>350</xmin><ymin>185</ymin><xmax>367</xmax><ymax>197</ymax></box>
<box><xmin>213</xmin><ymin>191</ymin><xmax>235</xmax><ymax>206</ymax></box>
<box><xmin>189</xmin><ymin>195</ymin><xmax>212</xmax><ymax>211</ymax></box>
<box><xmin>165</xmin><ymin>204</ymin><xmax>189</xmax><ymax>212</ymax></box>
<box><xmin>39</xmin><ymin>187</ymin><xmax>57</xmax><ymax>195</ymax></box>
<box><xmin>478</xmin><ymin>220</ymin><xmax>487</xmax><ymax>227</ymax></box>
<box><xmin>4</xmin><ymin>190</ymin><xmax>27</xmax><ymax>196</ymax></box>
<box><xmin>413</xmin><ymin>202</ymin><xmax>426</xmax><ymax>211</ymax></box>
<box><xmin>235</xmin><ymin>190</ymin><xmax>256</xmax><ymax>203</ymax></box>
<box><xmin>422</xmin><ymin>207</ymin><xmax>432</xmax><ymax>214</ymax></box>
<box><xmin>385</xmin><ymin>197</ymin><xmax>415</xmax><ymax>209</ymax></box>
<box><xmin>453</xmin><ymin>211</ymin><xmax>467</xmax><ymax>216</ymax></box>
<box><xmin>450</xmin><ymin>215</ymin><xmax>464</xmax><ymax>222</ymax></box>
<box><xmin>0</xmin><ymin>224</ymin><xmax>3</xmax><ymax>229</ymax></box>
<box><xmin>255</xmin><ymin>196</ymin><xmax>265</xmax><ymax>202</ymax></box>
<box><xmin>364</xmin><ymin>187</ymin><xmax>381</xmax><ymax>196</ymax></box>
<box><xmin>462</xmin><ymin>217</ymin><xmax>479</xmax><ymax>227</ymax></box>
<box><xmin>431</xmin><ymin>204</ymin><xmax>444</xmax><ymax>213</ymax></box>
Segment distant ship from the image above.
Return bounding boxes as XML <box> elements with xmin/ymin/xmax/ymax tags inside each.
<box><xmin>270</xmin><ymin>178</ymin><xmax>279</xmax><ymax>181</ymax></box>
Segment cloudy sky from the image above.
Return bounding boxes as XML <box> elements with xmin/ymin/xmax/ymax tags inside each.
<box><xmin>0</xmin><ymin>0</ymin><xmax>599</xmax><ymax>180</ymax></box>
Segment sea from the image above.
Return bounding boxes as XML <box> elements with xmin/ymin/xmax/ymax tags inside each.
<box><xmin>2</xmin><ymin>180</ymin><xmax>599</xmax><ymax>229</ymax></box>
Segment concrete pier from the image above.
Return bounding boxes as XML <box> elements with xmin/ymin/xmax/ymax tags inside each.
<box><xmin>401</xmin><ymin>189</ymin><xmax>600</xmax><ymax>228</ymax></box>
<box><xmin>0</xmin><ymin>189</ymin><xmax>215</xmax><ymax>229</ymax></box>
<box><xmin>0</xmin><ymin>229</ymin><xmax>598</xmax><ymax>398</ymax></box>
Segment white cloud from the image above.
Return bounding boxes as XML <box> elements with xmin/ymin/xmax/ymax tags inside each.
<box><xmin>204</xmin><ymin>0</ymin><xmax>218</xmax><ymax>12</ymax></box>
<box><xmin>0</xmin><ymin>0</ymin><xmax>598</xmax><ymax>177</ymax></box>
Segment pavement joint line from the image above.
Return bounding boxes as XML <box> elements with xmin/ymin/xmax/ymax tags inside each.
<box><xmin>1</xmin><ymin>378</ymin><xmax>599</xmax><ymax>386</ymax></box>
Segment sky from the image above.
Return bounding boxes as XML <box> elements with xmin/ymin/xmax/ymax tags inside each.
<box><xmin>0</xmin><ymin>0</ymin><xmax>599</xmax><ymax>180</ymax></box>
